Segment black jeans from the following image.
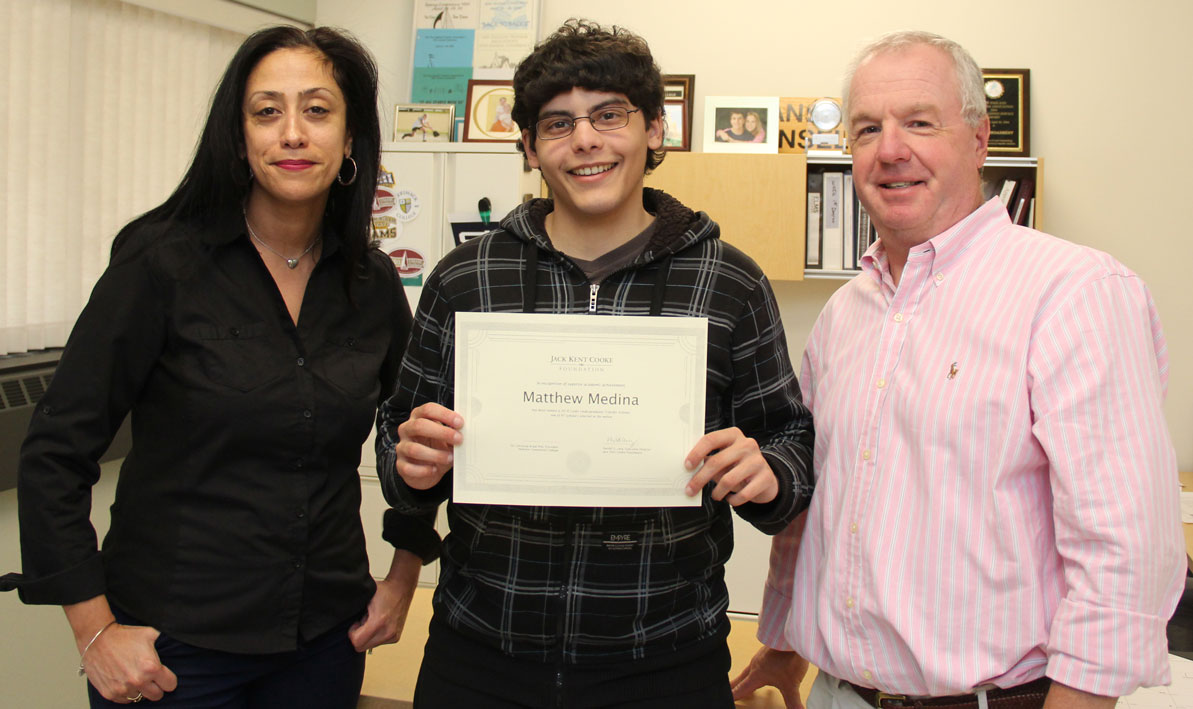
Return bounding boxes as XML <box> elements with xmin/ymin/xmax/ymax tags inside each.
<box><xmin>87</xmin><ymin>607</ymin><xmax>365</xmax><ymax>709</ymax></box>
<box><xmin>413</xmin><ymin>617</ymin><xmax>734</xmax><ymax>709</ymax></box>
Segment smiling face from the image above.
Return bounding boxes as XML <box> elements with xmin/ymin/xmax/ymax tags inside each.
<box><xmin>242</xmin><ymin>48</ymin><xmax>351</xmax><ymax>211</ymax></box>
<box><xmin>848</xmin><ymin>44</ymin><xmax>989</xmax><ymax>258</ymax></box>
<box><xmin>745</xmin><ymin>113</ymin><xmax>759</xmax><ymax>133</ymax></box>
<box><xmin>523</xmin><ymin>87</ymin><xmax>662</xmax><ymax>229</ymax></box>
<box><xmin>730</xmin><ymin>112</ymin><xmax>745</xmax><ymax>133</ymax></box>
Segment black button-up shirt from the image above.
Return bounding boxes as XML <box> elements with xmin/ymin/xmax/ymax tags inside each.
<box><xmin>2</xmin><ymin>208</ymin><xmax>430</xmax><ymax>654</ymax></box>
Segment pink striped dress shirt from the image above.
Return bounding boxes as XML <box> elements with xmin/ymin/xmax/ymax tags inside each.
<box><xmin>758</xmin><ymin>198</ymin><xmax>1183</xmax><ymax>698</ymax></box>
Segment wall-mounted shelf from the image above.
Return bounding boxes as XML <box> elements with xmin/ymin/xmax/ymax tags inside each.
<box><xmin>381</xmin><ymin>141</ymin><xmax>522</xmax><ymax>154</ymax></box>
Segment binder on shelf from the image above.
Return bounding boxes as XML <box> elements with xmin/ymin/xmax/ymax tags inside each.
<box><xmin>1026</xmin><ymin>198</ymin><xmax>1036</xmax><ymax>229</ymax></box>
<box><xmin>821</xmin><ymin>171</ymin><xmax>844</xmax><ymax>271</ymax></box>
<box><xmin>857</xmin><ymin>205</ymin><xmax>875</xmax><ymax>259</ymax></box>
<box><xmin>842</xmin><ymin>171</ymin><xmax>855</xmax><ymax>270</ymax></box>
<box><xmin>805</xmin><ymin>172</ymin><xmax>822</xmax><ymax>267</ymax></box>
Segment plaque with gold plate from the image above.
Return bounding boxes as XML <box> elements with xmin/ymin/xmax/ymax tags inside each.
<box><xmin>982</xmin><ymin>68</ymin><xmax>1030</xmax><ymax>157</ymax></box>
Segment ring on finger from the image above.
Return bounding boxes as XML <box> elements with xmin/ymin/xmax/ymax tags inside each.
<box><xmin>126</xmin><ymin>693</ymin><xmax>143</xmax><ymax>703</ymax></box>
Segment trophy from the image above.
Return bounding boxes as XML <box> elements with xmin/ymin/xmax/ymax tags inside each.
<box><xmin>806</xmin><ymin>98</ymin><xmax>847</xmax><ymax>155</ymax></box>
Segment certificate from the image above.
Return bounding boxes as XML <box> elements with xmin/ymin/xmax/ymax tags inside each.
<box><xmin>453</xmin><ymin>312</ymin><xmax>707</xmax><ymax>507</ymax></box>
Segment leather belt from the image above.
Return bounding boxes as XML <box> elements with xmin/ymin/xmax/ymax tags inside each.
<box><xmin>845</xmin><ymin>676</ymin><xmax>1051</xmax><ymax>709</ymax></box>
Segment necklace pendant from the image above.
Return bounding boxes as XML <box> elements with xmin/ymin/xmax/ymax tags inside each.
<box><xmin>285</xmin><ymin>257</ymin><xmax>300</xmax><ymax>269</ymax></box>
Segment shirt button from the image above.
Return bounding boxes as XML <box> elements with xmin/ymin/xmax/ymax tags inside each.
<box><xmin>295</xmin><ymin>458</ymin><xmax>304</xmax><ymax>469</ymax></box>
<box><xmin>296</xmin><ymin>509</ymin><xmax>306</xmax><ymax>519</ymax></box>
<box><xmin>863</xmin><ymin>670</ymin><xmax>873</xmax><ymax>681</ymax></box>
<box><xmin>876</xmin><ymin>378</ymin><xmax>886</xmax><ymax>389</ymax></box>
<box><xmin>345</xmin><ymin>337</ymin><xmax>357</xmax><ymax>347</ymax></box>
<box><xmin>845</xmin><ymin>597</ymin><xmax>855</xmax><ymax>609</ymax></box>
<box><xmin>293</xmin><ymin>558</ymin><xmax>303</xmax><ymax>569</ymax></box>
<box><xmin>850</xmin><ymin>523</ymin><xmax>858</xmax><ymax>534</ymax></box>
<box><xmin>296</xmin><ymin>357</ymin><xmax>305</xmax><ymax>367</ymax></box>
<box><xmin>893</xmin><ymin>313</ymin><xmax>904</xmax><ymax>323</ymax></box>
<box><xmin>935</xmin><ymin>272</ymin><xmax>945</xmax><ymax>283</ymax></box>
<box><xmin>230</xmin><ymin>327</ymin><xmax>240</xmax><ymax>337</ymax></box>
<box><xmin>862</xmin><ymin>449</ymin><xmax>872</xmax><ymax>461</ymax></box>
<box><xmin>303</xmin><ymin>409</ymin><xmax>312</xmax><ymax>419</ymax></box>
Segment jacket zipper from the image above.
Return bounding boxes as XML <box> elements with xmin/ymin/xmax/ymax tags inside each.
<box><xmin>588</xmin><ymin>283</ymin><xmax>599</xmax><ymax>313</ymax></box>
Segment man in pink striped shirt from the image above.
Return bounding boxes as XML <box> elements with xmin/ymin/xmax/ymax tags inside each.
<box><xmin>731</xmin><ymin>30</ymin><xmax>1184</xmax><ymax>709</ymax></box>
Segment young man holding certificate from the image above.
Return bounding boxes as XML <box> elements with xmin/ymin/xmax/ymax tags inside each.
<box><xmin>377</xmin><ymin>19</ymin><xmax>814</xmax><ymax>708</ymax></box>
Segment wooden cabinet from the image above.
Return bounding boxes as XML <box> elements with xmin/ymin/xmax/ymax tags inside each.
<box><xmin>644</xmin><ymin>153</ymin><xmax>808</xmax><ymax>280</ymax></box>
<box><xmin>642</xmin><ymin>152</ymin><xmax>1043</xmax><ymax>282</ymax></box>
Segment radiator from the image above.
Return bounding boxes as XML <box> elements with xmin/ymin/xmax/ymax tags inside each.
<box><xmin>0</xmin><ymin>349</ymin><xmax>131</xmax><ymax>492</ymax></box>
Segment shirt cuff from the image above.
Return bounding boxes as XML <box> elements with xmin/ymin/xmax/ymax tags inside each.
<box><xmin>756</xmin><ymin>581</ymin><xmax>795</xmax><ymax>650</ymax></box>
<box><xmin>1</xmin><ymin>553</ymin><xmax>107</xmax><ymax>605</ymax></box>
<box><xmin>1046</xmin><ymin>597</ymin><xmax>1173</xmax><ymax>696</ymax></box>
<box><xmin>382</xmin><ymin>508</ymin><xmax>441</xmax><ymax>564</ymax></box>
<box><xmin>734</xmin><ymin>452</ymin><xmax>797</xmax><ymax>534</ymax></box>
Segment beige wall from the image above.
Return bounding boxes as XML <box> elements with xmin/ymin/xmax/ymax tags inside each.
<box><xmin>528</xmin><ymin>0</ymin><xmax>1192</xmax><ymax>468</ymax></box>
<box><xmin>324</xmin><ymin>0</ymin><xmax>1192</xmax><ymax>464</ymax></box>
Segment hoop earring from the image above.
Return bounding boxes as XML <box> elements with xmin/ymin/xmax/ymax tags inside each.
<box><xmin>337</xmin><ymin>156</ymin><xmax>358</xmax><ymax>186</ymax></box>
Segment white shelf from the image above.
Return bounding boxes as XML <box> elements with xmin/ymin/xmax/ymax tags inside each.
<box><xmin>382</xmin><ymin>141</ymin><xmax>523</xmax><ymax>154</ymax></box>
<box><xmin>806</xmin><ymin>153</ymin><xmax>1038</xmax><ymax>169</ymax></box>
<box><xmin>804</xmin><ymin>269</ymin><xmax>860</xmax><ymax>280</ymax></box>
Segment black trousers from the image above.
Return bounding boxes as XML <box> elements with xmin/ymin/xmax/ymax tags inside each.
<box><xmin>88</xmin><ymin>607</ymin><xmax>365</xmax><ymax>709</ymax></box>
<box><xmin>413</xmin><ymin>617</ymin><xmax>735</xmax><ymax>709</ymax></box>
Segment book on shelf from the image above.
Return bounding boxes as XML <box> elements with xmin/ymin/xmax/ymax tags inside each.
<box><xmin>821</xmin><ymin>171</ymin><xmax>844</xmax><ymax>271</ymax></box>
<box><xmin>1026</xmin><ymin>198</ymin><xmax>1035</xmax><ymax>229</ymax></box>
<box><xmin>998</xmin><ymin>178</ymin><xmax>1018</xmax><ymax>209</ymax></box>
<box><xmin>842</xmin><ymin>171</ymin><xmax>855</xmax><ymax>270</ymax></box>
<box><xmin>1011</xmin><ymin>177</ymin><xmax>1034</xmax><ymax>225</ymax></box>
<box><xmin>805</xmin><ymin>172</ymin><xmax>822</xmax><ymax>267</ymax></box>
<box><xmin>857</xmin><ymin>204</ymin><xmax>875</xmax><ymax>259</ymax></box>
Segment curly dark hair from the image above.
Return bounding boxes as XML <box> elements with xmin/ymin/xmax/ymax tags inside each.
<box><xmin>512</xmin><ymin>19</ymin><xmax>666</xmax><ymax>173</ymax></box>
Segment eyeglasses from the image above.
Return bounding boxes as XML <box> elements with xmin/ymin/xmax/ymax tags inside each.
<box><xmin>535</xmin><ymin>106</ymin><xmax>640</xmax><ymax>140</ymax></box>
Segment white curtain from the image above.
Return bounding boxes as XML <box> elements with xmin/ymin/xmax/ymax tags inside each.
<box><xmin>0</xmin><ymin>0</ymin><xmax>244</xmax><ymax>355</ymax></box>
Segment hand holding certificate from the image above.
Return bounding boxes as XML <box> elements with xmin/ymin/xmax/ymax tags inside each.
<box><xmin>453</xmin><ymin>312</ymin><xmax>707</xmax><ymax>507</ymax></box>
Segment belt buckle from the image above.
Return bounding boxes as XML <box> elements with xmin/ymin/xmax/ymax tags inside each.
<box><xmin>876</xmin><ymin>692</ymin><xmax>909</xmax><ymax>707</ymax></box>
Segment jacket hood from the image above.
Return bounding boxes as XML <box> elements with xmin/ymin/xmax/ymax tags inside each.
<box><xmin>497</xmin><ymin>187</ymin><xmax>720</xmax><ymax>265</ymax></box>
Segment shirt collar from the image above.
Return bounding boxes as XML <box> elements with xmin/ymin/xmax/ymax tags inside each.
<box><xmin>202</xmin><ymin>202</ymin><xmax>344</xmax><ymax>259</ymax></box>
<box><xmin>860</xmin><ymin>197</ymin><xmax>1010</xmax><ymax>284</ymax></box>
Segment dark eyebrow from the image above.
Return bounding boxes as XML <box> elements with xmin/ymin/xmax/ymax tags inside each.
<box><xmin>537</xmin><ymin>98</ymin><xmax>629</xmax><ymax>120</ymax></box>
<box><xmin>247</xmin><ymin>88</ymin><xmax>337</xmax><ymax>101</ymax></box>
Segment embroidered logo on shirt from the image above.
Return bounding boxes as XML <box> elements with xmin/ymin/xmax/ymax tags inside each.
<box><xmin>601</xmin><ymin>533</ymin><xmax>640</xmax><ymax>552</ymax></box>
<box><xmin>947</xmin><ymin>362</ymin><xmax>959</xmax><ymax>380</ymax></box>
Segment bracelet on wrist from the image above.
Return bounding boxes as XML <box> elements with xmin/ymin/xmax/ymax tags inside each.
<box><xmin>77</xmin><ymin>620</ymin><xmax>117</xmax><ymax>678</ymax></box>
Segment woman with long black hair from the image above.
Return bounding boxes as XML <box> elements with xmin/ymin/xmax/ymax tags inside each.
<box><xmin>2</xmin><ymin>26</ymin><xmax>434</xmax><ymax>707</ymax></box>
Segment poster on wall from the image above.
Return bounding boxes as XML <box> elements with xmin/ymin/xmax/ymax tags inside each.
<box><xmin>408</xmin><ymin>0</ymin><xmax>540</xmax><ymax>131</ymax></box>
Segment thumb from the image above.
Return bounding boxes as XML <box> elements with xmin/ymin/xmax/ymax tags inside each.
<box><xmin>156</xmin><ymin>663</ymin><xmax>179</xmax><ymax>693</ymax></box>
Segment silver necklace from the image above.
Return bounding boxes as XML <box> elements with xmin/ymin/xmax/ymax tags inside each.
<box><xmin>243</xmin><ymin>208</ymin><xmax>320</xmax><ymax>269</ymax></box>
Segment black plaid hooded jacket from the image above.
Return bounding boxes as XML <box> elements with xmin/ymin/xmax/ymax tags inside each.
<box><xmin>378</xmin><ymin>188</ymin><xmax>813</xmax><ymax>664</ymax></box>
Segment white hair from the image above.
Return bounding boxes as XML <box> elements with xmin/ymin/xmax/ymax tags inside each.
<box><xmin>842</xmin><ymin>30</ymin><xmax>988</xmax><ymax>128</ymax></box>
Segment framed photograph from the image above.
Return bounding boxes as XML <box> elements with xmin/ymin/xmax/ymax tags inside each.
<box><xmin>982</xmin><ymin>68</ymin><xmax>1030</xmax><ymax>157</ymax></box>
<box><xmin>463</xmin><ymin>79</ymin><xmax>518</xmax><ymax>142</ymax></box>
<box><xmin>702</xmin><ymin>96</ymin><xmax>780</xmax><ymax>154</ymax></box>
<box><xmin>661</xmin><ymin>74</ymin><xmax>694</xmax><ymax>152</ymax></box>
<box><xmin>662</xmin><ymin>101</ymin><xmax>690</xmax><ymax>151</ymax></box>
<box><xmin>394</xmin><ymin>103</ymin><xmax>454</xmax><ymax>143</ymax></box>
